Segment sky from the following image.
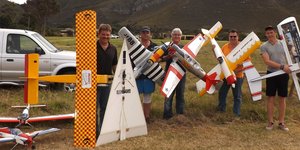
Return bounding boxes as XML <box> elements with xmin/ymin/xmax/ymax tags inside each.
<box><xmin>8</xmin><ymin>0</ymin><xmax>27</xmax><ymax>4</ymax></box>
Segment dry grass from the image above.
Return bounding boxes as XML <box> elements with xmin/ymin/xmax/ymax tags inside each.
<box><xmin>1</xmin><ymin>38</ymin><xmax>300</xmax><ymax>150</ymax></box>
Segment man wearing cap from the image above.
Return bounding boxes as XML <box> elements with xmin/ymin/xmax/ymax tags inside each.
<box><xmin>260</xmin><ymin>26</ymin><xmax>291</xmax><ymax>131</ymax></box>
<box><xmin>136</xmin><ymin>26</ymin><xmax>157</xmax><ymax>123</ymax></box>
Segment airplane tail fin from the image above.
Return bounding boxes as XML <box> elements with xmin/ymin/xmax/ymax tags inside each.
<box><xmin>243</xmin><ymin>60</ymin><xmax>262</xmax><ymax>101</ymax></box>
<box><xmin>24</xmin><ymin>54</ymin><xmax>39</xmax><ymax>104</ymax></box>
<box><xmin>196</xmin><ymin>72</ymin><xmax>219</xmax><ymax>95</ymax></box>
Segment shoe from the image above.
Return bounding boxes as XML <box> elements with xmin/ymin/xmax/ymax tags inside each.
<box><xmin>266</xmin><ymin>122</ymin><xmax>274</xmax><ymax>130</ymax></box>
<box><xmin>278</xmin><ymin>123</ymin><xmax>289</xmax><ymax>131</ymax></box>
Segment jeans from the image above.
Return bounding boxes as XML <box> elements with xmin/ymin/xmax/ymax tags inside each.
<box><xmin>96</xmin><ymin>85</ymin><xmax>111</xmax><ymax>138</ymax></box>
<box><xmin>163</xmin><ymin>75</ymin><xmax>186</xmax><ymax>119</ymax></box>
<box><xmin>218</xmin><ymin>77</ymin><xmax>243</xmax><ymax>116</ymax></box>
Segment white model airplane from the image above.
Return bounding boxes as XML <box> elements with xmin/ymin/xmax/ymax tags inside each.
<box><xmin>118</xmin><ymin>22</ymin><xmax>223</xmax><ymax>97</ymax></box>
<box><xmin>0</xmin><ymin>127</ymin><xmax>59</xmax><ymax>149</ymax></box>
<box><xmin>249</xmin><ymin>17</ymin><xmax>300</xmax><ymax>101</ymax></box>
<box><xmin>196</xmin><ymin>31</ymin><xmax>262</xmax><ymax>101</ymax></box>
<box><xmin>0</xmin><ymin>104</ymin><xmax>74</xmax><ymax>127</ymax></box>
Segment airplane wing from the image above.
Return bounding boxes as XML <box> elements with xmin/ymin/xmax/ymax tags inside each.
<box><xmin>0</xmin><ymin>114</ymin><xmax>74</xmax><ymax>123</ymax></box>
<box><xmin>161</xmin><ymin>61</ymin><xmax>186</xmax><ymax>97</ymax></box>
<box><xmin>27</xmin><ymin>128</ymin><xmax>60</xmax><ymax>137</ymax></box>
<box><xmin>27</xmin><ymin>114</ymin><xmax>74</xmax><ymax>122</ymax></box>
<box><xmin>0</xmin><ymin>117</ymin><xmax>19</xmax><ymax>123</ymax></box>
<box><xmin>0</xmin><ymin>131</ymin><xmax>27</xmax><ymax>143</ymax></box>
<box><xmin>196</xmin><ymin>32</ymin><xmax>261</xmax><ymax>96</ymax></box>
<box><xmin>183</xmin><ymin>21</ymin><xmax>222</xmax><ymax>58</ymax></box>
<box><xmin>0</xmin><ymin>137</ymin><xmax>15</xmax><ymax>143</ymax></box>
<box><xmin>243</xmin><ymin>60</ymin><xmax>262</xmax><ymax>101</ymax></box>
<box><xmin>118</xmin><ymin>27</ymin><xmax>165</xmax><ymax>83</ymax></box>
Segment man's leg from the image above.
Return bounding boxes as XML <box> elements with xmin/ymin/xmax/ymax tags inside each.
<box><xmin>143</xmin><ymin>93</ymin><xmax>152</xmax><ymax>122</ymax></box>
<box><xmin>176</xmin><ymin>75</ymin><xmax>186</xmax><ymax>114</ymax></box>
<box><xmin>99</xmin><ymin>85</ymin><xmax>111</xmax><ymax>132</ymax></box>
<box><xmin>163</xmin><ymin>92</ymin><xmax>175</xmax><ymax>119</ymax></box>
<box><xmin>218</xmin><ymin>80</ymin><xmax>230</xmax><ymax>112</ymax></box>
<box><xmin>278</xmin><ymin>96</ymin><xmax>286</xmax><ymax>123</ymax></box>
<box><xmin>267</xmin><ymin>96</ymin><xmax>275</xmax><ymax>124</ymax></box>
<box><xmin>232</xmin><ymin>78</ymin><xmax>243</xmax><ymax>116</ymax></box>
<box><xmin>96</xmin><ymin>87</ymin><xmax>101</xmax><ymax>138</ymax></box>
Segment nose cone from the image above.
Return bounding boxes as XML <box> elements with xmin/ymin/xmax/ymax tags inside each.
<box><xmin>226</xmin><ymin>75</ymin><xmax>236</xmax><ymax>85</ymax></box>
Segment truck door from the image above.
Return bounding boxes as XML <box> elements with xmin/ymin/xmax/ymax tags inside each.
<box><xmin>1</xmin><ymin>34</ymin><xmax>51</xmax><ymax>81</ymax></box>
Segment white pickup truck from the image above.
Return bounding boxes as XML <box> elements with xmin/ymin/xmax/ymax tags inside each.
<box><xmin>0</xmin><ymin>28</ymin><xmax>76</xmax><ymax>90</ymax></box>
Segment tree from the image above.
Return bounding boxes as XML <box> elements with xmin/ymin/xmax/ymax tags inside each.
<box><xmin>23</xmin><ymin>0</ymin><xmax>59</xmax><ymax>35</ymax></box>
<box><xmin>0</xmin><ymin>3</ymin><xmax>23</xmax><ymax>28</ymax></box>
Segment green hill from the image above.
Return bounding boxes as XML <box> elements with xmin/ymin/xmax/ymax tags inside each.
<box><xmin>49</xmin><ymin>0</ymin><xmax>300</xmax><ymax>33</ymax></box>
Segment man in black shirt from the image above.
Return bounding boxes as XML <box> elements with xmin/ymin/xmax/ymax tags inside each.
<box><xmin>96</xmin><ymin>24</ymin><xmax>118</xmax><ymax>137</ymax></box>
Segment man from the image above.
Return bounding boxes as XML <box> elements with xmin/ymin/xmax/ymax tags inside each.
<box><xmin>261</xmin><ymin>26</ymin><xmax>290</xmax><ymax>131</ymax></box>
<box><xmin>96</xmin><ymin>24</ymin><xmax>118</xmax><ymax>137</ymax></box>
<box><xmin>217</xmin><ymin>29</ymin><xmax>245</xmax><ymax>117</ymax></box>
<box><xmin>136</xmin><ymin>26</ymin><xmax>157</xmax><ymax>123</ymax></box>
<box><xmin>163</xmin><ymin>28</ymin><xmax>186</xmax><ymax>119</ymax></box>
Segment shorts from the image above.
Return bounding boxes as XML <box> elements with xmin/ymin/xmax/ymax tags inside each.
<box><xmin>266</xmin><ymin>71</ymin><xmax>289</xmax><ymax>97</ymax></box>
<box><xmin>137</xmin><ymin>79</ymin><xmax>155</xmax><ymax>94</ymax></box>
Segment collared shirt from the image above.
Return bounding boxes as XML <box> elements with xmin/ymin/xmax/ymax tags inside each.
<box><xmin>96</xmin><ymin>41</ymin><xmax>118</xmax><ymax>75</ymax></box>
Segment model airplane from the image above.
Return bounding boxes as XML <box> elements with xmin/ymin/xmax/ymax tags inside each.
<box><xmin>119</xmin><ymin>22</ymin><xmax>223</xmax><ymax>97</ymax></box>
<box><xmin>23</xmin><ymin>54</ymin><xmax>111</xmax><ymax>104</ymax></box>
<box><xmin>196</xmin><ymin>31</ymin><xmax>262</xmax><ymax>101</ymax></box>
<box><xmin>202</xmin><ymin>29</ymin><xmax>236</xmax><ymax>87</ymax></box>
<box><xmin>0</xmin><ymin>104</ymin><xmax>74</xmax><ymax>127</ymax></box>
<box><xmin>0</xmin><ymin>127</ymin><xmax>59</xmax><ymax>149</ymax></box>
<box><xmin>249</xmin><ymin>17</ymin><xmax>300</xmax><ymax>101</ymax></box>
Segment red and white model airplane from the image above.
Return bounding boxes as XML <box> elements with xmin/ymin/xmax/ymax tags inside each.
<box><xmin>196</xmin><ymin>30</ymin><xmax>262</xmax><ymax>101</ymax></box>
<box><xmin>0</xmin><ymin>127</ymin><xmax>59</xmax><ymax>149</ymax></box>
<box><xmin>118</xmin><ymin>22</ymin><xmax>222</xmax><ymax>97</ymax></box>
<box><xmin>0</xmin><ymin>104</ymin><xmax>74</xmax><ymax>127</ymax></box>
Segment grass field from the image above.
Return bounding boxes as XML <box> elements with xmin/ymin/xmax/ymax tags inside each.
<box><xmin>1</xmin><ymin>37</ymin><xmax>300</xmax><ymax>149</ymax></box>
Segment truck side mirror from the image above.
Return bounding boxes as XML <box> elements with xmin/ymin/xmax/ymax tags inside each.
<box><xmin>35</xmin><ymin>47</ymin><xmax>45</xmax><ymax>55</ymax></box>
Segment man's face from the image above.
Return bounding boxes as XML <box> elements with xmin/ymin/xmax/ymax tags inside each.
<box><xmin>265</xmin><ymin>30</ymin><xmax>276</xmax><ymax>40</ymax></box>
<box><xmin>98</xmin><ymin>30</ymin><xmax>111</xmax><ymax>44</ymax></box>
<box><xmin>171</xmin><ymin>31</ymin><xmax>181</xmax><ymax>44</ymax></box>
<box><xmin>140</xmin><ymin>31</ymin><xmax>151</xmax><ymax>41</ymax></box>
<box><xmin>228</xmin><ymin>32</ymin><xmax>239</xmax><ymax>44</ymax></box>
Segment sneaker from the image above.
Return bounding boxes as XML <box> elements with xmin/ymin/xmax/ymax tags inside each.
<box><xmin>266</xmin><ymin>122</ymin><xmax>274</xmax><ymax>130</ymax></box>
<box><xmin>278</xmin><ymin>123</ymin><xmax>289</xmax><ymax>131</ymax></box>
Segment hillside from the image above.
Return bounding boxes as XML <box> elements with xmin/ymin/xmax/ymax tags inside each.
<box><xmin>49</xmin><ymin>0</ymin><xmax>300</xmax><ymax>33</ymax></box>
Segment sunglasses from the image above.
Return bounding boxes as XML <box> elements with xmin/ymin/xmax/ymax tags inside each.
<box><xmin>230</xmin><ymin>36</ymin><xmax>237</xmax><ymax>38</ymax></box>
<box><xmin>141</xmin><ymin>31</ymin><xmax>150</xmax><ymax>34</ymax></box>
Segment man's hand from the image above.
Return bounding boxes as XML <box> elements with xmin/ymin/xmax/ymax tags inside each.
<box><xmin>283</xmin><ymin>65</ymin><xmax>291</xmax><ymax>74</ymax></box>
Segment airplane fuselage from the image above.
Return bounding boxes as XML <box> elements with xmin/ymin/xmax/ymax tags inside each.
<box><xmin>171</xmin><ymin>44</ymin><xmax>206</xmax><ymax>79</ymax></box>
<box><xmin>0</xmin><ymin>127</ymin><xmax>32</xmax><ymax>145</ymax></box>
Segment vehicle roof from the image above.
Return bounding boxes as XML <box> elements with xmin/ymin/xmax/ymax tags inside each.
<box><xmin>0</xmin><ymin>28</ymin><xmax>37</xmax><ymax>35</ymax></box>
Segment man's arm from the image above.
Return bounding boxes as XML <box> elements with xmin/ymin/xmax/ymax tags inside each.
<box><xmin>261</xmin><ymin>52</ymin><xmax>291</xmax><ymax>73</ymax></box>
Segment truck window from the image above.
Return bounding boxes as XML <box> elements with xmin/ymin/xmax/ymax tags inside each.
<box><xmin>6</xmin><ymin>34</ymin><xmax>20</xmax><ymax>54</ymax></box>
<box><xmin>6</xmin><ymin>34</ymin><xmax>42</xmax><ymax>54</ymax></box>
